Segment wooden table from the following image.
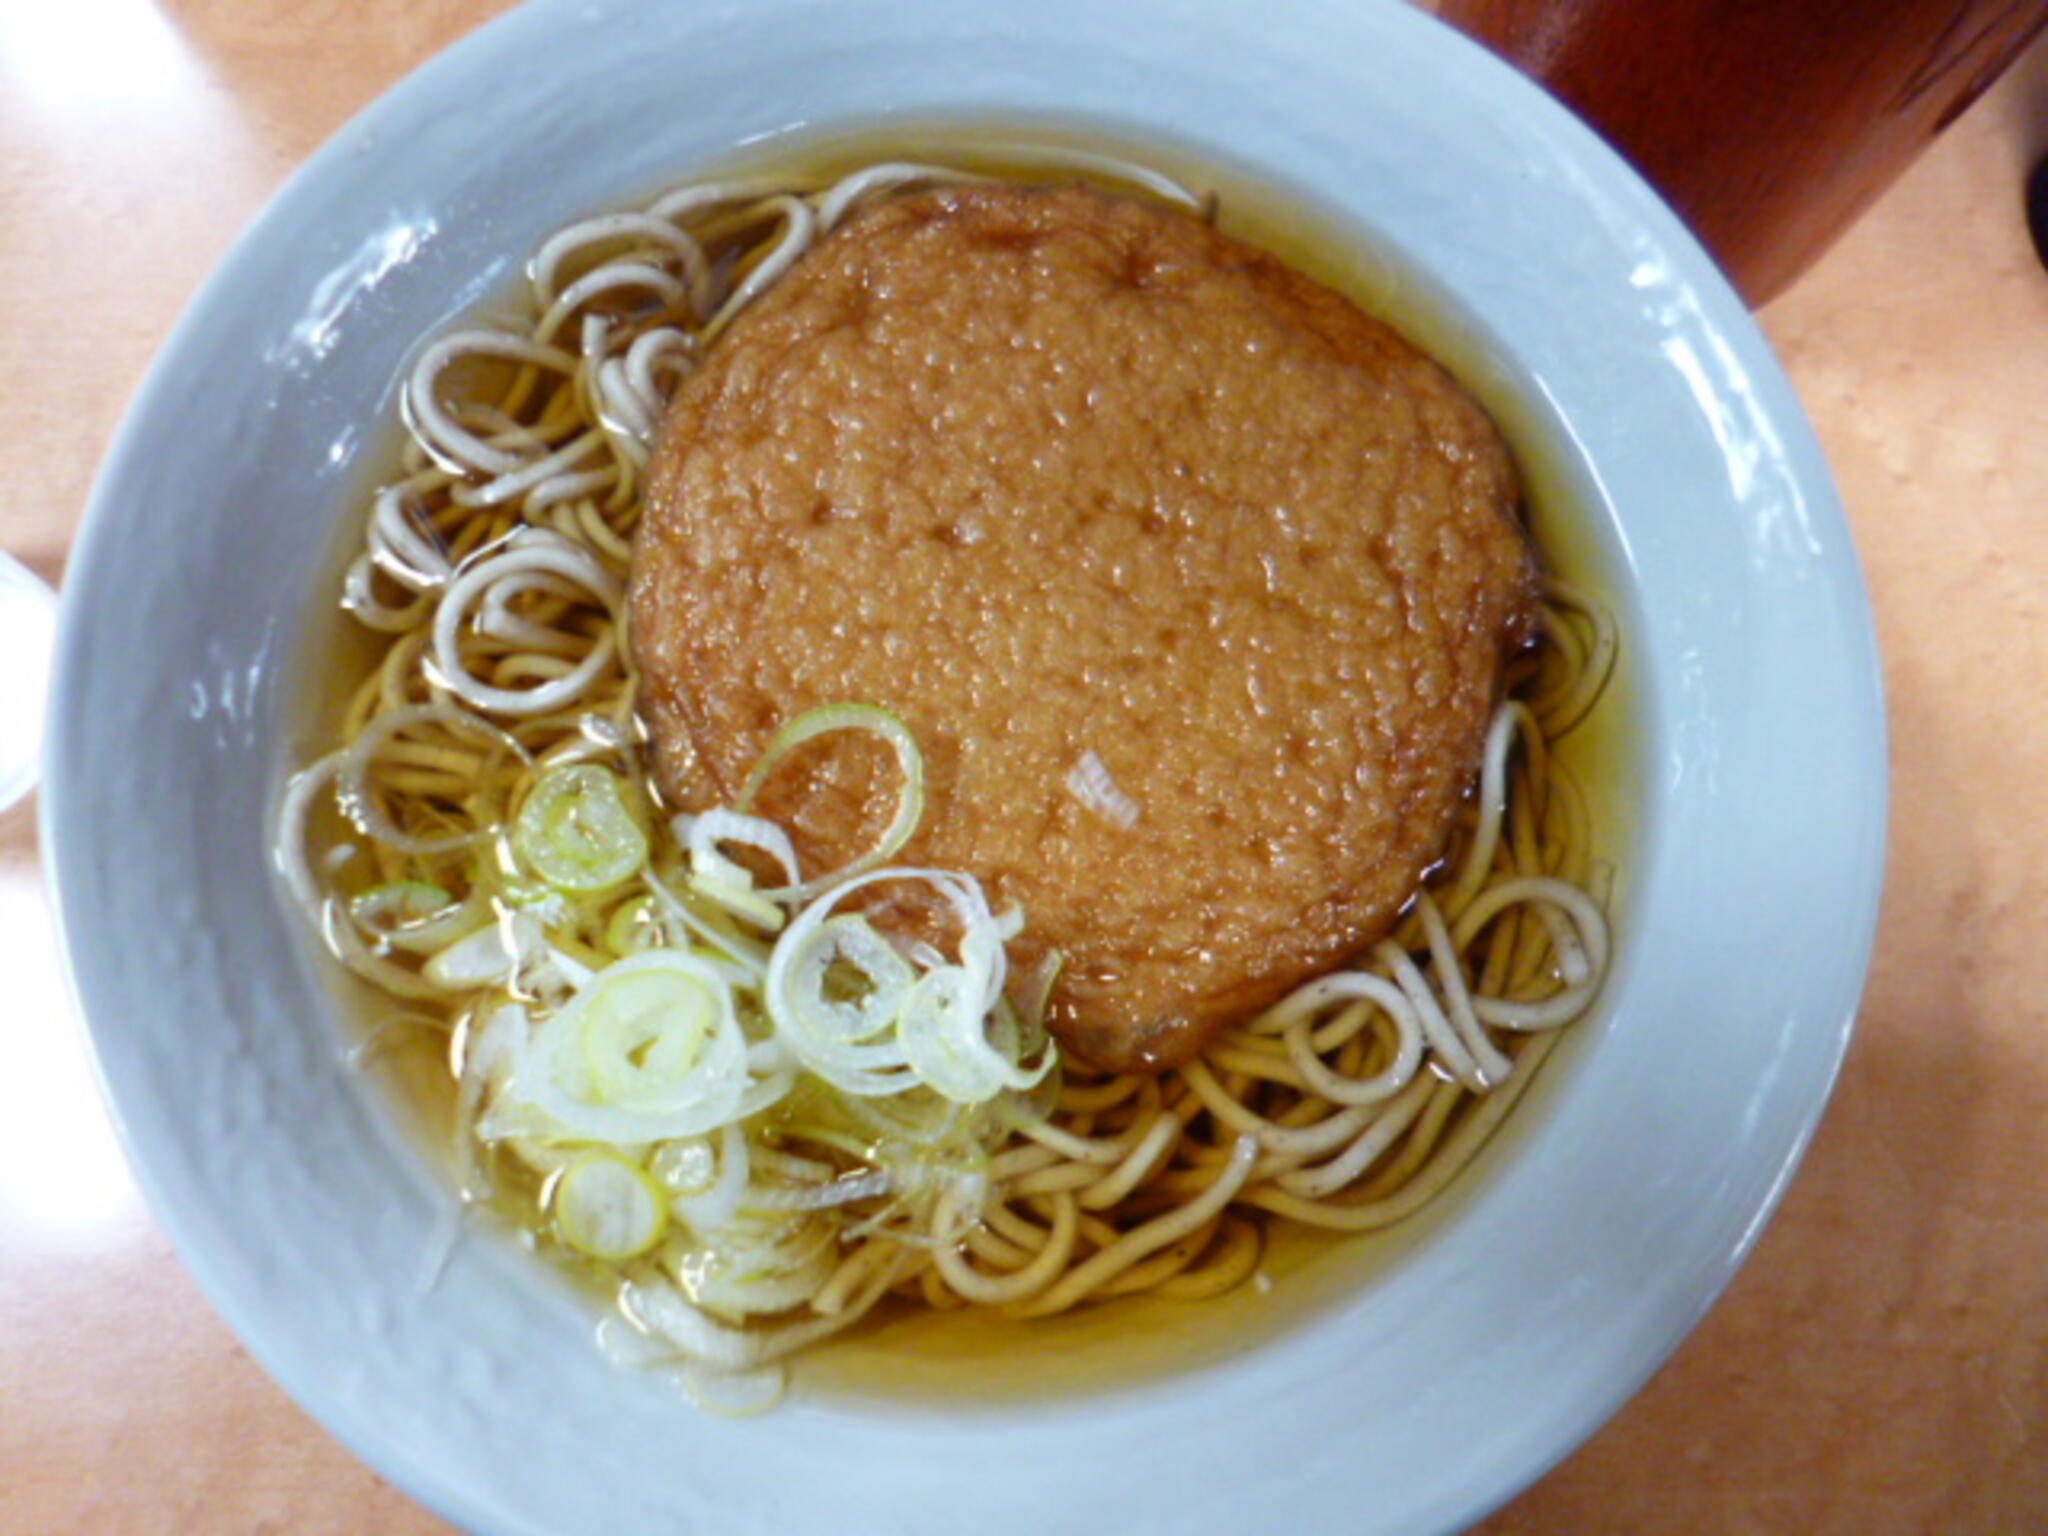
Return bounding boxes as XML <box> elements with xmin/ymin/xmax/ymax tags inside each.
<box><xmin>4</xmin><ymin>4</ymin><xmax>2043</xmax><ymax>1530</ymax></box>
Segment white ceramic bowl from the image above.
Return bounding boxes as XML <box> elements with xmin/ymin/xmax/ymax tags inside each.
<box><xmin>45</xmin><ymin>1</ymin><xmax>1885</xmax><ymax>1531</ymax></box>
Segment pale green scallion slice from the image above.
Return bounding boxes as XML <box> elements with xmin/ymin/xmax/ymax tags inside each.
<box><xmin>508</xmin><ymin>950</ymin><xmax>763</xmax><ymax>1142</ymax></box>
<box><xmin>513</xmin><ymin>763</ymin><xmax>648</xmax><ymax>894</ymax></box>
<box><xmin>553</xmin><ymin>1151</ymin><xmax>669</xmax><ymax>1262</ymax></box>
<box><xmin>737</xmin><ymin>704</ymin><xmax>923</xmax><ymax>898</ymax></box>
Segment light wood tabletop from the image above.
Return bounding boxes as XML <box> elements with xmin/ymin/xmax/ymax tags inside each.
<box><xmin>4</xmin><ymin>4</ymin><xmax>2044</xmax><ymax>1531</ymax></box>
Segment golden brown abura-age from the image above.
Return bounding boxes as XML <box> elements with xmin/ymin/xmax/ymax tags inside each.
<box><xmin>630</xmin><ymin>182</ymin><xmax>1535</xmax><ymax>1072</ymax></box>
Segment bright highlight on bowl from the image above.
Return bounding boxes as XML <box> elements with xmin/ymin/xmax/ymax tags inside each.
<box><xmin>273</xmin><ymin>144</ymin><xmax>1618</xmax><ymax>1416</ymax></box>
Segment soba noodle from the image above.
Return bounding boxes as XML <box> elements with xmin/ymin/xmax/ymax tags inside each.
<box><xmin>276</xmin><ymin>154</ymin><xmax>1617</xmax><ymax>1414</ymax></box>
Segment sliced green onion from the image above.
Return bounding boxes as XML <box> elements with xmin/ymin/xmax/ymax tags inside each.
<box><xmin>641</xmin><ymin>867</ymin><xmax>773</xmax><ymax>969</ymax></box>
<box><xmin>762</xmin><ymin>872</ymin><xmax>930</xmax><ymax>1096</ymax></box>
<box><xmin>344</xmin><ymin>879</ymin><xmax>493</xmax><ymax>967</ymax></box>
<box><xmin>737</xmin><ymin>704</ymin><xmax>923</xmax><ymax>897</ymax></box>
<box><xmin>674</xmin><ymin>1123</ymin><xmax>751</xmax><ymax>1233</ymax></box>
<box><xmin>603</xmin><ymin>896</ymin><xmax>659</xmax><ymax>958</ymax></box>
<box><xmin>764</xmin><ymin>866</ymin><xmax>1028</xmax><ymax>1103</ymax></box>
<box><xmin>423</xmin><ymin>912</ymin><xmax>540</xmax><ymax>990</ymax></box>
<box><xmin>895</xmin><ymin>966</ymin><xmax>993</xmax><ymax>1101</ymax></box>
<box><xmin>514</xmin><ymin>763</ymin><xmax>648</xmax><ymax>894</ymax></box>
<box><xmin>687</xmin><ymin>873</ymin><xmax>786</xmax><ymax>933</ymax></box>
<box><xmin>781</xmin><ymin>915</ymin><xmax>916</xmax><ymax>1044</ymax></box>
<box><xmin>678</xmin><ymin>1361</ymin><xmax>786</xmax><ymax>1419</ymax></box>
<box><xmin>452</xmin><ymin>1002</ymin><xmax>527</xmax><ymax>1196</ymax></box>
<box><xmin>651</xmin><ymin>1137</ymin><xmax>719</xmax><ymax>1198</ymax></box>
<box><xmin>682</xmin><ymin>808</ymin><xmax>800</xmax><ymax>890</ymax></box>
<box><xmin>509</xmin><ymin>950</ymin><xmax>766</xmax><ymax>1141</ymax></box>
<box><xmin>997</xmin><ymin>996</ymin><xmax>1062</xmax><ymax>1124</ymax></box>
<box><xmin>582</xmin><ymin>964</ymin><xmax>715</xmax><ymax>1101</ymax></box>
<box><xmin>677</xmin><ymin>808</ymin><xmax>799</xmax><ymax>931</ymax></box>
<box><xmin>898</xmin><ymin>965</ymin><xmax>1052</xmax><ymax>1105</ymax></box>
<box><xmin>1012</xmin><ymin>950</ymin><xmax>1063</xmax><ymax>1034</ymax></box>
<box><xmin>553</xmin><ymin>1151</ymin><xmax>669</xmax><ymax>1261</ymax></box>
<box><xmin>672</xmin><ymin>1212</ymin><xmax>836</xmax><ymax>1315</ymax></box>
<box><xmin>348</xmin><ymin>881</ymin><xmax>453</xmax><ymax>950</ymax></box>
<box><xmin>830</xmin><ymin>1082</ymin><xmax>972</xmax><ymax>1150</ymax></box>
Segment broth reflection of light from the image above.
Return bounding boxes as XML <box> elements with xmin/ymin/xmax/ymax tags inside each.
<box><xmin>0</xmin><ymin>871</ymin><xmax>143</xmax><ymax>1236</ymax></box>
<box><xmin>0</xmin><ymin>0</ymin><xmax>202</xmax><ymax>115</ymax></box>
<box><xmin>286</xmin><ymin>220</ymin><xmax>438</xmax><ymax>365</ymax></box>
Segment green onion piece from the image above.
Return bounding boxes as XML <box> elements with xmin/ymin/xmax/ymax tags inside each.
<box><xmin>422</xmin><ymin>914</ymin><xmax>537</xmax><ymax>991</ymax></box>
<box><xmin>347</xmin><ymin>881</ymin><xmax>487</xmax><ymax>957</ymax></box>
<box><xmin>509</xmin><ymin>950</ymin><xmax>764</xmax><ymax>1141</ymax></box>
<box><xmin>553</xmin><ymin>1151</ymin><xmax>669</xmax><ymax>1262</ymax></box>
<box><xmin>683</xmin><ymin>809</ymin><xmax>800</xmax><ymax>891</ymax></box>
<box><xmin>782</xmin><ymin>915</ymin><xmax>916</xmax><ymax>1045</ymax></box>
<box><xmin>687</xmin><ymin>872</ymin><xmax>787</xmax><ymax>934</ymax></box>
<box><xmin>581</xmin><ymin>962</ymin><xmax>715</xmax><ymax>1103</ymax></box>
<box><xmin>736</xmin><ymin>704</ymin><xmax>924</xmax><ymax>896</ymax></box>
<box><xmin>763</xmin><ymin>865</ymin><xmax>1036</xmax><ymax>1104</ymax></box>
<box><xmin>349</xmin><ymin>880</ymin><xmax>450</xmax><ymax>929</ymax></box>
<box><xmin>898</xmin><ymin>964</ymin><xmax>1051</xmax><ymax>1105</ymax></box>
<box><xmin>513</xmin><ymin>763</ymin><xmax>648</xmax><ymax>894</ymax></box>
<box><xmin>650</xmin><ymin>1138</ymin><xmax>719</xmax><ymax>1198</ymax></box>
<box><xmin>603</xmin><ymin>896</ymin><xmax>658</xmax><ymax>959</ymax></box>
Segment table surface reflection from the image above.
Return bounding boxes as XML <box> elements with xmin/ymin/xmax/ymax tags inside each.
<box><xmin>4</xmin><ymin>4</ymin><xmax>2045</xmax><ymax>1531</ymax></box>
